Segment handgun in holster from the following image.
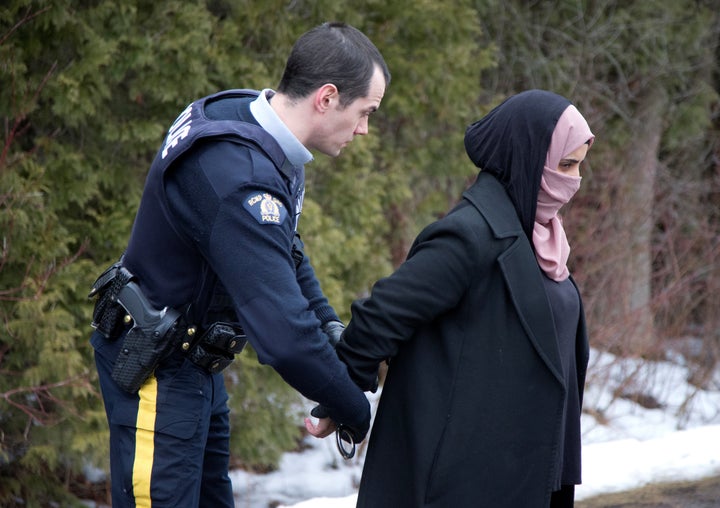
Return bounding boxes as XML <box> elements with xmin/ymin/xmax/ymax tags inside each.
<box><xmin>89</xmin><ymin>263</ymin><xmax>188</xmax><ymax>393</ymax></box>
<box><xmin>112</xmin><ymin>280</ymin><xmax>188</xmax><ymax>393</ymax></box>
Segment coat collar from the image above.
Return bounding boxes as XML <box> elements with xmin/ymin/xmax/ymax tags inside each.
<box><xmin>463</xmin><ymin>172</ymin><xmax>565</xmax><ymax>386</ymax></box>
<box><xmin>462</xmin><ymin>171</ymin><xmax>524</xmax><ymax>239</ymax></box>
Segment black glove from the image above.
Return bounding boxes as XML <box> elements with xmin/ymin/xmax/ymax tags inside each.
<box><xmin>310</xmin><ymin>404</ymin><xmax>330</xmax><ymax>419</ymax></box>
<box><xmin>321</xmin><ymin>320</ymin><xmax>345</xmax><ymax>348</ymax></box>
<box><xmin>310</xmin><ymin>404</ymin><xmax>370</xmax><ymax>444</ymax></box>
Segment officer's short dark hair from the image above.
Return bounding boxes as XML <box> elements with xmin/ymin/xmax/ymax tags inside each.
<box><xmin>277</xmin><ymin>22</ymin><xmax>391</xmax><ymax>108</ymax></box>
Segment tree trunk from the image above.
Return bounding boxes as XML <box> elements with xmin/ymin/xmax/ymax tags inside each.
<box><xmin>614</xmin><ymin>86</ymin><xmax>667</xmax><ymax>354</ymax></box>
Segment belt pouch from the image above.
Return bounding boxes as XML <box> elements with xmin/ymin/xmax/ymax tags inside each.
<box><xmin>187</xmin><ymin>322</ymin><xmax>247</xmax><ymax>373</ymax></box>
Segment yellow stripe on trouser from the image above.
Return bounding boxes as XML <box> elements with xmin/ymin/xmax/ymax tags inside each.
<box><xmin>133</xmin><ymin>374</ymin><xmax>158</xmax><ymax>507</ymax></box>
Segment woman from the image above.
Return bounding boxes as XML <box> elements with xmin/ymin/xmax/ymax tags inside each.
<box><xmin>335</xmin><ymin>90</ymin><xmax>594</xmax><ymax>507</ymax></box>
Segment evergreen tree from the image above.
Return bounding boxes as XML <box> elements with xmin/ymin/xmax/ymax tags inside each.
<box><xmin>1</xmin><ymin>0</ymin><xmax>491</xmax><ymax>503</ymax></box>
<box><xmin>1</xmin><ymin>1</ymin><xmax>295</xmax><ymax>503</ymax></box>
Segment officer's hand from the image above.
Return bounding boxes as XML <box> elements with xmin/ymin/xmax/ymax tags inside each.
<box><xmin>309</xmin><ymin>404</ymin><xmax>370</xmax><ymax>444</ymax></box>
<box><xmin>305</xmin><ymin>415</ymin><xmax>335</xmax><ymax>438</ymax></box>
<box><xmin>306</xmin><ymin>405</ymin><xmax>335</xmax><ymax>438</ymax></box>
<box><xmin>321</xmin><ymin>320</ymin><xmax>345</xmax><ymax>348</ymax></box>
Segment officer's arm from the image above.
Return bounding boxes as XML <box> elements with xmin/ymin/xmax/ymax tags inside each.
<box><xmin>166</xmin><ymin>141</ymin><xmax>369</xmax><ymax>440</ymax></box>
<box><xmin>292</xmin><ymin>234</ymin><xmax>341</xmax><ymax>322</ymax></box>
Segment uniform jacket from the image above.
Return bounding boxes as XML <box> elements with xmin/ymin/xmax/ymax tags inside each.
<box><xmin>119</xmin><ymin>89</ymin><xmax>368</xmax><ymax>429</ymax></box>
<box><xmin>337</xmin><ymin>171</ymin><xmax>590</xmax><ymax>507</ymax></box>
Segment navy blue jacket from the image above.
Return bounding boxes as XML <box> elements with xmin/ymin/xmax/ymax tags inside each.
<box><xmin>123</xmin><ymin>89</ymin><xmax>368</xmax><ymax>429</ymax></box>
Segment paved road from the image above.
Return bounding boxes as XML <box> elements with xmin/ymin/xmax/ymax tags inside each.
<box><xmin>576</xmin><ymin>475</ymin><xmax>720</xmax><ymax>507</ymax></box>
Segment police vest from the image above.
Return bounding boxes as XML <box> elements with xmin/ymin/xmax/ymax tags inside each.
<box><xmin>125</xmin><ymin>90</ymin><xmax>297</xmax><ymax>324</ymax></box>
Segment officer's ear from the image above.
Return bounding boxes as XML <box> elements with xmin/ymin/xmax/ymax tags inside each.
<box><xmin>314</xmin><ymin>83</ymin><xmax>339</xmax><ymax>113</ymax></box>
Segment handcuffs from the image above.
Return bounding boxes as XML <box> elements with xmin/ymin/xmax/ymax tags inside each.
<box><xmin>335</xmin><ymin>424</ymin><xmax>356</xmax><ymax>460</ymax></box>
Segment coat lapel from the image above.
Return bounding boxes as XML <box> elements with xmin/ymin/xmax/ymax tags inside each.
<box><xmin>463</xmin><ymin>172</ymin><xmax>565</xmax><ymax>386</ymax></box>
<box><xmin>498</xmin><ymin>239</ymin><xmax>565</xmax><ymax>385</ymax></box>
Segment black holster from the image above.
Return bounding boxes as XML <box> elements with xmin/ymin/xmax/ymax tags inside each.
<box><xmin>89</xmin><ymin>261</ymin><xmax>187</xmax><ymax>392</ymax></box>
<box><xmin>112</xmin><ymin>322</ymin><xmax>189</xmax><ymax>393</ymax></box>
<box><xmin>88</xmin><ymin>260</ymin><xmax>131</xmax><ymax>340</ymax></box>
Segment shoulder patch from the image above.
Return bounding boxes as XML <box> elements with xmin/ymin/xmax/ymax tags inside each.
<box><xmin>243</xmin><ymin>191</ymin><xmax>288</xmax><ymax>225</ymax></box>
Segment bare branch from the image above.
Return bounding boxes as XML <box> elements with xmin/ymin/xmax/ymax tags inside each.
<box><xmin>0</xmin><ymin>6</ymin><xmax>51</xmax><ymax>47</ymax></box>
<box><xmin>1</xmin><ymin>374</ymin><xmax>95</xmax><ymax>427</ymax></box>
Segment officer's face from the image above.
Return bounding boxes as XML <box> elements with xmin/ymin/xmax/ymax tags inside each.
<box><xmin>311</xmin><ymin>66</ymin><xmax>386</xmax><ymax>157</ymax></box>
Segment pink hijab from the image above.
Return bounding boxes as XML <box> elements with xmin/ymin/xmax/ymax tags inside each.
<box><xmin>533</xmin><ymin>105</ymin><xmax>594</xmax><ymax>281</ymax></box>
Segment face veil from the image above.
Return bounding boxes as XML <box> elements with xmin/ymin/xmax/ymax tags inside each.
<box><xmin>534</xmin><ymin>105</ymin><xmax>595</xmax><ymax>280</ymax></box>
<box><xmin>463</xmin><ymin>90</ymin><xmax>574</xmax><ymax>242</ymax></box>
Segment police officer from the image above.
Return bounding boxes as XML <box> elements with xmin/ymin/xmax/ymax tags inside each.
<box><xmin>90</xmin><ymin>22</ymin><xmax>390</xmax><ymax>508</ymax></box>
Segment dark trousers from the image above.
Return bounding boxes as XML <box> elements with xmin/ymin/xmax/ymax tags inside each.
<box><xmin>550</xmin><ymin>484</ymin><xmax>575</xmax><ymax>508</ymax></box>
<box><xmin>92</xmin><ymin>330</ymin><xmax>234</xmax><ymax>508</ymax></box>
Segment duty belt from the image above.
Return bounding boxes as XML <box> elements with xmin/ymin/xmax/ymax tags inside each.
<box><xmin>89</xmin><ymin>261</ymin><xmax>246</xmax><ymax>392</ymax></box>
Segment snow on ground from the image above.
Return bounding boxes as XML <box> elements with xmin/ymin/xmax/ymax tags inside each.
<box><xmin>230</xmin><ymin>348</ymin><xmax>720</xmax><ymax>508</ymax></box>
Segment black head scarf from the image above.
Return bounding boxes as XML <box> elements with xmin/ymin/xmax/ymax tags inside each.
<box><xmin>464</xmin><ymin>90</ymin><xmax>572</xmax><ymax>242</ymax></box>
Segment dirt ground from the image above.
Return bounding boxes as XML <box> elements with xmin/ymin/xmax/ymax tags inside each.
<box><xmin>576</xmin><ymin>475</ymin><xmax>720</xmax><ymax>507</ymax></box>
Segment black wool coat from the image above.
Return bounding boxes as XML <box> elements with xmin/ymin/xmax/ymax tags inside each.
<box><xmin>337</xmin><ymin>172</ymin><xmax>590</xmax><ymax>508</ymax></box>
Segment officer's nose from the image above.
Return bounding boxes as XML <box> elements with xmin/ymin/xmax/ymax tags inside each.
<box><xmin>354</xmin><ymin>117</ymin><xmax>369</xmax><ymax>136</ymax></box>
